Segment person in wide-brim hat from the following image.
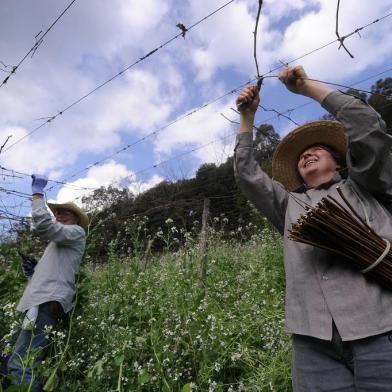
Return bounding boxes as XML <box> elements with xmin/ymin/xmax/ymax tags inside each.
<box><xmin>48</xmin><ymin>201</ymin><xmax>89</xmax><ymax>230</ymax></box>
<box><xmin>272</xmin><ymin>120</ymin><xmax>348</xmax><ymax>192</ymax></box>
<box><xmin>234</xmin><ymin>64</ymin><xmax>392</xmax><ymax>390</ymax></box>
<box><xmin>8</xmin><ymin>176</ymin><xmax>87</xmax><ymax>390</ymax></box>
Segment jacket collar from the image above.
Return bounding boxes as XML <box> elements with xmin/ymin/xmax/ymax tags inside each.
<box><xmin>294</xmin><ymin>168</ymin><xmax>348</xmax><ymax>193</ymax></box>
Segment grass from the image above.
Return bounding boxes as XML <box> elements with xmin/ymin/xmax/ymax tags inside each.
<box><xmin>1</xmin><ymin>227</ymin><xmax>292</xmax><ymax>391</ymax></box>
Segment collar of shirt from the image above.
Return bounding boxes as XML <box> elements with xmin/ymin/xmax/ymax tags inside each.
<box><xmin>294</xmin><ymin>168</ymin><xmax>348</xmax><ymax>193</ymax></box>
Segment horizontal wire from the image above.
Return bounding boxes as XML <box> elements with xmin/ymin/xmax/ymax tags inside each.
<box><xmin>69</xmin><ymin>66</ymin><xmax>392</xmax><ymax>205</ymax></box>
<box><xmin>43</xmin><ymin>14</ymin><xmax>392</xmax><ymax>192</ymax></box>
<box><xmin>2</xmin><ymin>65</ymin><xmax>391</xmax><ymax>215</ymax></box>
<box><xmin>0</xmin><ymin>165</ymin><xmax>98</xmax><ymax>191</ymax></box>
<box><xmin>0</xmin><ymin>0</ymin><xmax>78</xmax><ymax>88</ymax></box>
<box><xmin>258</xmin><ymin>67</ymin><xmax>392</xmax><ymax>124</ymax></box>
<box><xmin>3</xmin><ymin>9</ymin><xmax>391</xmax><ymax>157</ymax></box>
<box><xmin>46</xmin><ymin>79</ymin><xmax>253</xmax><ymax>191</ymax></box>
<box><xmin>2</xmin><ymin>0</ymin><xmax>236</xmax><ymax>153</ymax></box>
<box><xmin>1</xmin><ymin>11</ymin><xmax>392</xmax><ymax>225</ymax></box>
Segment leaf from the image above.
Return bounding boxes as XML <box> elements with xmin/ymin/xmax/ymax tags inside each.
<box><xmin>96</xmin><ymin>359</ymin><xmax>104</xmax><ymax>376</ymax></box>
<box><xmin>181</xmin><ymin>383</ymin><xmax>193</xmax><ymax>392</ymax></box>
<box><xmin>138</xmin><ymin>371</ymin><xmax>150</xmax><ymax>386</ymax></box>
<box><xmin>135</xmin><ymin>336</ymin><xmax>146</xmax><ymax>345</ymax></box>
<box><xmin>87</xmin><ymin>359</ymin><xmax>104</xmax><ymax>378</ymax></box>
<box><xmin>114</xmin><ymin>354</ymin><xmax>125</xmax><ymax>366</ymax></box>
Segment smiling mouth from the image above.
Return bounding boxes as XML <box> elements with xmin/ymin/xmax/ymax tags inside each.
<box><xmin>304</xmin><ymin>159</ymin><xmax>318</xmax><ymax>168</ymax></box>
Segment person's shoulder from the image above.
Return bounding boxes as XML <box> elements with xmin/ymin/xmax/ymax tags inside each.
<box><xmin>62</xmin><ymin>223</ymin><xmax>86</xmax><ymax>242</ymax></box>
<box><xmin>74</xmin><ymin>224</ymin><xmax>86</xmax><ymax>238</ymax></box>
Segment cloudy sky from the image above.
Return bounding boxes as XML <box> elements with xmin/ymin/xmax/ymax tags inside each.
<box><xmin>0</xmin><ymin>0</ymin><xmax>391</xmax><ymax>224</ymax></box>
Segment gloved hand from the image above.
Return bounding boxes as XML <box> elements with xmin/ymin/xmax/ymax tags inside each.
<box><xmin>21</xmin><ymin>256</ymin><xmax>38</xmax><ymax>278</ymax></box>
<box><xmin>22</xmin><ymin>306</ymin><xmax>39</xmax><ymax>330</ymax></box>
<box><xmin>31</xmin><ymin>174</ymin><xmax>48</xmax><ymax>195</ymax></box>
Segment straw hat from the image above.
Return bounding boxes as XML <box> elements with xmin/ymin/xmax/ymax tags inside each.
<box><xmin>272</xmin><ymin>120</ymin><xmax>347</xmax><ymax>192</ymax></box>
<box><xmin>48</xmin><ymin>202</ymin><xmax>89</xmax><ymax>230</ymax></box>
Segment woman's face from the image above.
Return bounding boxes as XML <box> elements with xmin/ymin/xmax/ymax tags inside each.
<box><xmin>297</xmin><ymin>146</ymin><xmax>340</xmax><ymax>188</ymax></box>
<box><xmin>54</xmin><ymin>208</ymin><xmax>79</xmax><ymax>226</ymax></box>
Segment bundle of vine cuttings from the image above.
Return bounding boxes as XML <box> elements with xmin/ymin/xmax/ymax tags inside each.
<box><xmin>288</xmin><ymin>187</ymin><xmax>392</xmax><ymax>289</ymax></box>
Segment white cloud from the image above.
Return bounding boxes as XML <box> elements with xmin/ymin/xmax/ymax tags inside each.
<box><xmin>1</xmin><ymin>0</ymin><xmax>392</xmax><ymax>223</ymax></box>
<box><xmin>128</xmin><ymin>174</ymin><xmax>164</xmax><ymax>195</ymax></box>
<box><xmin>120</xmin><ymin>0</ymin><xmax>170</xmax><ymax>34</ymax></box>
<box><xmin>192</xmin><ymin>135</ymin><xmax>235</xmax><ymax>167</ymax></box>
<box><xmin>263</xmin><ymin>0</ymin><xmax>319</xmax><ymax>21</ymax></box>
<box><xmin>269</xmin><ymin>1</ymin><xmax>392</xmax><ymax>80</ymax></box>
<box><xmin>93</xmin><ymin>69</ymin><xmax>177</xmax><ymax>136</ymax></box>
<box><xmin>188</xmin><ymin>0</ymin><xmax>258</xmax><ymax>81</ymax></box>
<box><xmin>154</xmin><ymin>96</ymin><xmax>234</xmax><ymax>156</ymax></box>
<box><xmin>0</xmin><ymin>0</ymin><xmax>179</xmax><ymax>174</ymax></box>
<box><xmin>0</xmin><ymin>65</ymin><xmax>181</xmax><ymax>175</ymax></box>
<box><xmin>186</xmin><ymin>0</ymin><xmax>392</xmax><ymax>82</ymax></box>
<box><xmin>51</xmin><ymin>161</ymin><xmax>163</xmax><ymax>206</ymax></box>
<box><xmin>52</xmin><ymin>161</ymin><xmax>134</xmax><ymax>205</ymax></box>
<box><xmin>0</xmin><ymin>126</ymin><xmax>70</xmax><ymax>173</ymax></box>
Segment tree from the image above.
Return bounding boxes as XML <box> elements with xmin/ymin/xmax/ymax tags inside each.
<box><xmin>82</xmin><ymin>186</ymin><xmax>133</xmax><ymax>211</ymax></box>
<box><xmin>81</xmin><ymin>123</ymin><xmax>281</xmax><ymax>261</ymax></box>
<box><xmin>253</xmin><ymin>124</ymin><xmax>280</xmax><ymax>175</ymax></box>
<box><xmin>320</xmin><ymin>80</ymin><xmax>392</xmax><ymax>134</ymax></box>
<box><xmin>368</xmin><ymin>78</ymin><xmax>392</xmax><ymax>132</ymax></box>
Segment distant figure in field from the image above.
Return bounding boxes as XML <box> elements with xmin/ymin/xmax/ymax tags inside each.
<box><xmin>234</xmin><ymin>65</ymin><xmax>392</xmax><ymax>391</ymax></box>
<box><xmin>4</xmin><ymin>175</ymin><xmax>88</xmax><ymax>391</ymax></box>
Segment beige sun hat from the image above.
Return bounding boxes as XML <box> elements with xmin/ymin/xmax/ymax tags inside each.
<box><xmin>272</xmin><ymin>120</ymin><xmax>348</xmax><ymax>192</ymax></box>
<box><xmin>48</xmin><ymin>202</ymin><xmax>89</xmax><ymax>230</ymax></box>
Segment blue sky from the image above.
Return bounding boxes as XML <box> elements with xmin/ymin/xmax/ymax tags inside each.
<box><xmin>0</xmin><ymin>0</ymin><xmax>392</xmax><ymax>230</ymax></box>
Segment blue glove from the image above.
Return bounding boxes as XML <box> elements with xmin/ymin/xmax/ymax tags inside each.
<box><xmin>21</xmin><ymin>257</ymin><xmax>38</xmax><ymax>278</ymax></box>
<box><xmin>31</xmin><ymin>174</ymin><xmax>48</xmax><ymax>195</ymax></box>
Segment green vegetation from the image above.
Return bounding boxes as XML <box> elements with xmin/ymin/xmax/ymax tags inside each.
<box><xmin>0</xmin><ymin>225</ymin><xmax>291</xmax><ymax>391</ymax></box>
<box><xmin>2</xmin><ymin>79</ymin><xmax>392</xmax><ymax>390</ymax></box>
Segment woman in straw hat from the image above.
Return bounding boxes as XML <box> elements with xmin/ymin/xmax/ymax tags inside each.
<box><xmin>5</xmin><ymin>175</ymin><xmax>88</xmax><ymax>391</ymax></box>
<box><xmin>234</xmin><ymin>65</ymin><xmax>392</xmax><ymax>391</ymax></box>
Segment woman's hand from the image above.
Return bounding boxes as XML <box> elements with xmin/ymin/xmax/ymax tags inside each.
<box><xmin>278</xmin><ymin>65</ymin><xmax>309</xmax><ymax>95</ymax></box>
<box><xmin>236</xmin><ymin>85</ymin><xmax>260</xmax><ymax>116</ymax></box>
<box><xmin>237</xmin><ymin>85</ymin><xmax>260</xmax><ymax>133</ymax></box>
<box><xmin>279</xmin><ymin>65</ymin><xmax>333</xmax><ymax>102</ymax></box>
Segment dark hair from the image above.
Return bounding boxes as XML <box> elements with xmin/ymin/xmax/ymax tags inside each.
<box><xmin>317</xmin><ymin>144</ymin><xmax>346</xmax><ymax>168</ymax></box>
<box><xmin>302</xmin><ymin>144</ymin><xmax>346</xmax><ymax>168</ymax></box>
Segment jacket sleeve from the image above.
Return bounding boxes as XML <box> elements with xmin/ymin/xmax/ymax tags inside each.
<box><xmin>234</xmin><ymin>132</ymin><xmax>288</xmax><ymax>234</ymax></box>
<box><xmin>322</xmin><ymin>91</ymin><xmax>392</xmax><ymax>198</ymax></box>
<box><xmin>32</xmin><ymin>199</ymin><xmax>86</xmax><ymax>246</ymax></box>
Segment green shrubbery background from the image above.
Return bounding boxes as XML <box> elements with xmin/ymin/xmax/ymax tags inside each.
<box><xmin>3</xmin><ymin>83</ymin><xmax>391</xmax><ymax>390</ymax></box>
<box><xmin>0</xmin><ymin>224</ymin><xmax>291</xmax><ymax>391</ymax></box>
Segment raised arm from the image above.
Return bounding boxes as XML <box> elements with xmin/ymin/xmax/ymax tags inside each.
<box><xmin>279</xmin><ymin>66</ymin><xmax>392</xmax><ymax>198</ymax></box>
<box><xmin>278</xmin><ymin>65</ymin><xmax>333</xmax><ymax>103</ymax></box>
<box><xmin>322</xmin><ymin>92</ymin><xmax>392</xmax><ymax>197</ymax></box>
<box><xmin>31</xmin><ymin>175</ymin><xmax>85</xmax><ymax>245</ymax></box>
<box><xmin>234</xmin><ymin>86</ymin><xmax>289</xmax><ymax>234</ymax></box>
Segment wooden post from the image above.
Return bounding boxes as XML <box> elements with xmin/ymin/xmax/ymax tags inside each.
<box><xmin>142</xmin><ymin>238</ymin><xmax>153</xmax><ymax>271</ymax></box>
<box><xmin>197</xmin><ymin>198</ymin><xmax>210</xmax><ymax>289</ymax></box>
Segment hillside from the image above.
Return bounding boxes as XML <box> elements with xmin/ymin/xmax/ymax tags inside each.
<box><xmin>1</xmin><ymin>81</ymin><xmax>391</xmax><ymax>390</ymax></box>
<box><xmin>0</xmin><ymin>226</ymin><xmax>291</xmax><ymax>391</ymax></box>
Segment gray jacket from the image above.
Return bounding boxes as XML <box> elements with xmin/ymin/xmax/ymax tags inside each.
<box><xmin>17</xmin><ymin>199</ymin><xmax>86</xmax><ymax>313</ymax></box>
<box><xmin>234</xmin><ymin>91</ymin><xmax>392</xmax><ymax>341</ymax></box>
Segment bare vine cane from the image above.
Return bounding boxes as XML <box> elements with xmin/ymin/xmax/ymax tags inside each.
<box><xmin>236</xmin><ymin>0</ymin><xmax>264</xmax><ymax>111</ymax></box>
